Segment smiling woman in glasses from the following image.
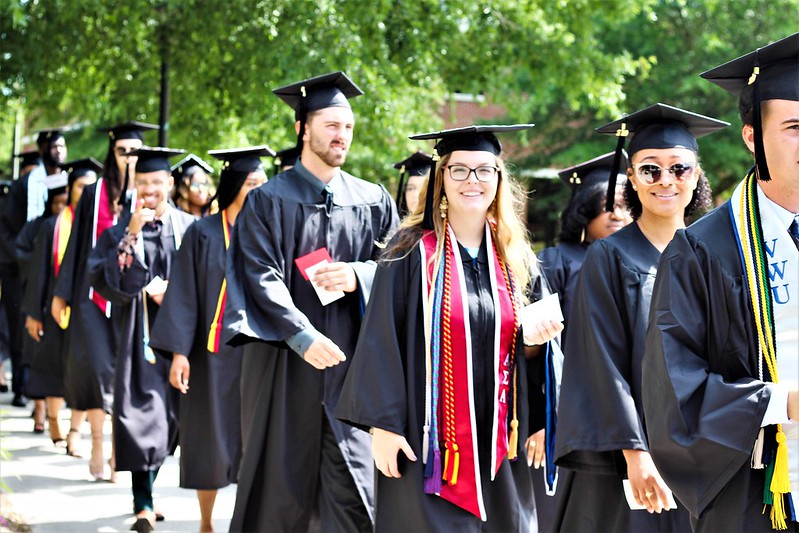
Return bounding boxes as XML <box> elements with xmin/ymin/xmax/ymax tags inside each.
<box><xmin>553</xmin><ymin>103</ymin><xmax>727</xmax><ymax>532</ymax></box>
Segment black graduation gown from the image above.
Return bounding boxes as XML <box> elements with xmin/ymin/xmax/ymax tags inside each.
<box><xmin>15</xmin><ymin>216</ymin><xmax>46</xmax><ymax>372</ymax></box>
<box><xmin>535</xmin><ymin>242</ymin><xmax>588</xmax><ymax>532</ymax></box>
<box><xmin>53</xmin><ymin>181</ymin><xmax>120</xmax><ymax>411</ymax></box>
<box><xmin>88</xmin><ymin>208</ymin><xmax>195</xmax><ymax>472</ymax></box>
<box><xmin>336</xmin><ymin>239</ymin><xmax>538</xmax><ymax>531</ymax></box>
<box><xmin>553</xmin><ymin>222</ymin><xmax>690</xmax><ymax>532</ymax></box>
<box><xmin>222</xmin><ymin>165</ymin><xmax>398</xmax><ymax>532</ymax></box>
<box><xmin>643</xmin><ymin>204</ymin><xmax>798</xmax><ymax>533</ymax></box>
<box><xmin>149</xmin><ymin>213</ymin><xmax>242</xmax><ymax>490</ymax></box>
<box><xmin>20</xmin><ymin>215</ymin><xmax>67</xmax><ymax>398</ymax></box>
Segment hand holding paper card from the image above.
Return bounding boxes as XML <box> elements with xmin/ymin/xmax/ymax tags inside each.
<box><xmin>144</xmin><ymin>275</ymin><xmax>169</xmax><ymax>296</ymax></box>
<box><xmin>520</xmin><ymin>293</ymin><xmax>564</xmax><ymax>346</ymax></box>
<box><xmin>295</xmin><ymin>248</ymin><xmax>345</xmax><ymax>306</ymax></box>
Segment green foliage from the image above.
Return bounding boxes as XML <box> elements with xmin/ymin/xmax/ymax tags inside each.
<box><xmin>0</xmin><ymin>0</ymin><xmax>655</xmax><ymax>188</ymax></box>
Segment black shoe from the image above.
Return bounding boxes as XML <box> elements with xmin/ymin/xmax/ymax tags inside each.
<box><xmin>0</xmin><ymin>383</ymin><xmax>8</xmax><ymax>393</ymax></box>
<box><xmin>11</xmin><ymin>394</ymin><xmax>27</xmax><ymax>407</ymax></box>
<box><xmin>130</xmin><ymin>517</ymin><xmax>155</xmax><ymax>532</ymax></box>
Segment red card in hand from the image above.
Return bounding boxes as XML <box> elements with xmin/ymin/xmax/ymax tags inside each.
<box><xmin>294</xmin><ymin>247</ymin><xmax>334</xmax><ymax>280</ymax></box>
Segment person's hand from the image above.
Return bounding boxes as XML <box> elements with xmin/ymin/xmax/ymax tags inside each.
<box><xmin>372</xmin><ymin>428</ymin><xmax>417</xmax><ymax>478</ymax></box>
<box><xmin>51</xmin><ymin>295</ymin><xmax>68</xmax><ymax>326</ymax></box>
<box><xmin>169</xmin><ymin>354</ymin><xmax>190</xmax><ymax>394</ymax></box>
<box><xmin>788</xmin><ymin>390</ymin><xmax>799</xmax><ymax>421</ymax></box>
<box><xmin>147</xmin><ymin>281</ymin><xmax>168</xmax><ymax>306</ymax></box>
<box><xmin>25</xmin><ymin>316</ymin><xmax>43</xmax><ymax>342</ymax></box>
<box><xmin>312</xmin><ymin>262</ymin><xmax>357</xmax><ymax>293</ymax></box>
<box><xmin>127</xmin><ymin>198</ymin><xmax>155</xmax><ymax>235</ymax></box>
<box><xmin>523</xmin><ymin>319</ymin><xmax>564</xmax><ymax>346</ymax></box>
<box><xmin>525</xmin><ymin>428</ymin><xmax>546</xmax><ymax>468</ymax></box>
<box><xmin>623</xmin><ymin>449</ymin><xmax>672</xmax><ymax>513</ymax></box>
<box><xmin>303</xmin><ymin>337</ymin><xmax>346</xmax><ymax>369</ymax></box>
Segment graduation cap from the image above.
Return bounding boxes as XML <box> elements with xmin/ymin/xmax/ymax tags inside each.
<box><xmin>274</xmin><ymin>146</ymin><xmax>301</xmax><ymax>171</ymax></box>
<box><xmin>171</xmin><ymin>154</ymin><xmax>214</xmax><ymax>181</ymax></box>
<box><xmin>63</xmin><ymin>157</ymin><xmax>103</xmax><ymax>180</ymax></box>
<box><xmin>208</xmin><ymin>145</ymin><xmax>276</xmax><ymax>173</ymax></box>
<box><xmin>393</xmin><ymin>150</ymin><xmax>433</xmax><ymax>213</ymax></box>
<box><xmin>132</xmin><ymin>147</ymin><xmax>186</xmax><ymax>174</ymax></box>
<box><xmin>36</xmin><ymin>130</ymin><xmax>64</xmax><ymax>147</ymax></box>
<box><xmin>43</xmin><ymin>171</ymin><xmax>69</xmax><ymax>196</ymax></box>
<box><xmin>557</xmin><ymin>151</ymin><xmax>628</xmax><ymax>198</ymax></box>
<box><xmin>208</xmin><ymin>145</ymin><xmax>275</xmax><ymax>210</ymax></box>
<box><xmin>273</xmin><ymin>71</ymin><xmax>364</xmax><ymax>152</ymax></box>
<box><xmin>596</xmin><ymin>103</ymin><xmax>728</xmax><ymax>211</ymax></box>
<box><xmin>15</xmin><ymin>150</ymin><xmax>40</xmax><ymax>168</ymax></box>
<box><xmin>97</xmin><ymin>121</ymin><xmax>159</xmax><ymax>142</ymax></box>
<box><xmin>700</xmin><ymin>32</ymin><xmax>799</xmax><ymax>182</ymax></box>
<box><xmin>409</xmin><ymin>124</ymin><xmax>535</xmax><ymax>230</ymax></box>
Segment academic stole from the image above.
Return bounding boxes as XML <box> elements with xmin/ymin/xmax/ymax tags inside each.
<box><xmin>419</xmin><ymin>223</ymin><xmax>519</xmax><ymax>521</ymax></box>
<box><xmin>730</xmin><ymin>170</ymin><xmax>798</xmax><ymax>529</ymax></box>
<box><xmin>141</xmin><ymin>207</ymin><xmax>183</xmax><ymax>364</ymax></box>
<box><xmin>52</xmin><ymin>205</ymin><xmax>74</xmax><ymax>328</ymax></box>
<box><xmin>89</xmin><ymin>179</ymin><xmax>136</xmax><ymax>318</ymax></box>
<box><xmin>206</xmin><ymin>210</ymin><xmax>231</xmax><ymax>353</ymax></box>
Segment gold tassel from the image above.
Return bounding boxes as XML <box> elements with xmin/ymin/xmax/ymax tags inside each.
<box><xmin>450</xmin><ymin>443</ymin><xmax>460</xmax><ymax>485</ymax></box>
<box><xmin>507</xmin><ymin>418</ymin><xmax>519</xmax><ymax>460</ymax></box>
<box><xmin>769</xmin><ymin>428</ymin><xmax>791</xmax><ymax>529</ymax></box>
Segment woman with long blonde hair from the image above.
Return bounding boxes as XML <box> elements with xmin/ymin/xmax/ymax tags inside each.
<box><xmin>337</xmin><ymin>125</ymin><xmax>562</xmax><ymax>530</ymax></box>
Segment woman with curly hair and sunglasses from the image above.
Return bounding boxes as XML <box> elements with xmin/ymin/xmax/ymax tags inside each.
<box><xmin>171</xmin><ymin>155</ymin><xmax>217</xmax><ymax>219</ymax></box>
<box><xmin>337</xmin><ymin>125</ymin><xmax>563</xmax><ymax>530</ymax></box>
<box><xmin>552</xmin><ymin>104</ymin><xmax>725</xmax><ymax>532</ymax></box>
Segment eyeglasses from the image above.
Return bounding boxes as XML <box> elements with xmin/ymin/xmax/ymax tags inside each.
<box><xmin>115</xmin><ymin>147</ymin><xmax>136</xmax><ymax>156</ymax></box>
<box><xmin>633</xmin><ymin>163</ymin><xmax>695</xmax><ymax>185</ymax></box>
<box><xmin>444</xmin><ymin>164</ymin><xmax>499</xmax><ymax>182</ymax></box>
<box><xmin>189</xmin><ymin>182</ymin><xmax>209</xmax><ymax>192</ymax></box>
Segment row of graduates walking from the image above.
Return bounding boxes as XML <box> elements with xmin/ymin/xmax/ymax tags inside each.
<box><xmin>1</xmin><ymin>31</ymin><xmax>797</xmax><ymax>533</ymax></box>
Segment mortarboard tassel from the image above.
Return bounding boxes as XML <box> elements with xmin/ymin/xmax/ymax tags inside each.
<box><xmin>421</xmin><ymin>152</ymin><xmax>440</xmax><ymax>230</ymax></box>
<box><xmin>768</xmin><ymin>428</ymin><xmax>791</xmax><ymax>529</ymax></box>
<box><xmin>395</xmin><ymin>166</ymin><xmax>408</xmax><ymax>213</ymax></box>
<box><xmin>605</xmin><ymin>122</ymin><xmax>629</xmax><ymax>212</ymax></box>
<box><xmin>750</xmin><ymin>56</ymin><xmax>772</xmax><ymax>182</ymax></box>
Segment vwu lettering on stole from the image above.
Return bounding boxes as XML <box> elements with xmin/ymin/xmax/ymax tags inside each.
<box><xmin>764</xmin><ymin>238</ymin><xmax>791</xmax><ymax>304</ymax></box>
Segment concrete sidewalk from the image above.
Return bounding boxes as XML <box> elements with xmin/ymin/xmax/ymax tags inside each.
<box><xmin>0</xmin><ymin>390</ymin><xmax>235</xmax><ymax>532</ymax></box>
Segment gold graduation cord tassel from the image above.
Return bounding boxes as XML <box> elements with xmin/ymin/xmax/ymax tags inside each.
<box><xmin>443</xmin><ymin>442</ymin><xmax>460</xmax><ymax>485</ymax></box>
<box><xmin>207</xmin><ymin>278</ymin><xmax>227</xmax><ymax>353</ymax></box>
<box><xmin>769</xmin><ymin>427</ymin><xmax>791</xmax><ymax>529</ymax></box>
<box><xmin>507</xmin><ymin>419</ymin><xmax>519</xmax><ymax>461</ymax></box>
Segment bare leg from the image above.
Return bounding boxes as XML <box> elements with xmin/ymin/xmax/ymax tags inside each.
<box><xmin>33</xmin><ymin>399</ymin><xmax>45</xmax><ymax>433</ymax></box>
<box><xmin>46</xmin><ymin>396</ymin><xmax>65</xmax><ymax>443</ymax></box>
<box><xmin>66</xmin><ymin>409</ymin><xmax>86</xmax><ymax>457</ymax></box>
<box><xmin>198</xmin><ymin>489</ymin><xmax>217</xmax><ymax>532</ymax></box>
<box><xmin>87</xmin><ymin>408</ymin><xmax>105</xmax><ymax>480</ymax></box>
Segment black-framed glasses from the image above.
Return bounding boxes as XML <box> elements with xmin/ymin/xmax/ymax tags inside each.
<box><xmin>633</xmin><ymin>163</ymin><xmax>695</xmax><ymax>184</ymax></box>
<box><xmin>444</xmin><ymin>164</ymin><xmax>499</xmax><ymax>182</ymax></box>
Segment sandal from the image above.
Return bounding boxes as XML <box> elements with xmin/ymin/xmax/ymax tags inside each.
<box><xmin>66</xmin><ymin>428</ymin><xmax>83</xmax><ymax>457</ymax></box>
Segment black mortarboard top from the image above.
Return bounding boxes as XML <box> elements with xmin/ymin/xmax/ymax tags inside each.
<box><xmin>36</xmin><ymin>130</ymin><xmax>64</xmax><ymax>147</ymax></box>
<box><xmin>393</xmin><ymin>151</ymin><xmax>433</xmax><ymax>213</ymax></box>
<box><xmin>98</xmin><ymin>121</ymin><xmax>159</xmax><ymax>142</ymax></box>
<box><xmin>409</xmin><ymin>124</ymin><xmax>535</xmax><ymax>230</ymax></box>
<box><xmin>208</xmin><ymin>145</ymin><xmax>276</xmax><ymax>174</ymax></box>
<box><xmin>275</xmin><ymin>146</ymin><xmax>302</xmax><ymax>171</ymax></box>
<box><xmin>273</xmin><ymin>71</ymin><xmax>364</xmax><ymax>120</ymax></box>
<box><xmin>700</xmin><ymin>32</ymin><xmax>799</xmax><ymax>182</ymax></box>
<box><xmin>63</xmin><ymin>157</ymin><xmax>103</xmax><ymax>178</ymax></box>
<box><xmin>171</xmin><ymin>154</ymin><xmax>214</xmax><ymax>181</ymax></box>
<box><xmin>132</xmin><ymin>147</ymin><xmax>186</xmax><ymax>174</ymax></box>
<box><xmin>557</xmin><ymin>151</ymin><xmax>628</xmax><ymax>195</ymax></box>
<box><xmin>596</xmin><ymin>103</ymin><xmax>728</xmax><ymax>211</ymax></box>
<box><xmin>16</xmin><ymin>150</ymin><xmax>41</xmax><ymax>168</ymax></box>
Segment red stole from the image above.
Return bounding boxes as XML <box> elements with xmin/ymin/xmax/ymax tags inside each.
<box><xmin>89</xmin><ymin>179</ymin><xmax>114</xmax><ymax>317</ymax></box>
<box><xmin>420</xmin><ymin>223</ymin><xmax>518</xmax><ymax>520</ymax></box>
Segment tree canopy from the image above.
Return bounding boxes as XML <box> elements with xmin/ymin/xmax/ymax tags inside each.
<box><xmin>1</xmin><ymin>0</ymin><xmax>796</xmax><ymax>199</ymax></box>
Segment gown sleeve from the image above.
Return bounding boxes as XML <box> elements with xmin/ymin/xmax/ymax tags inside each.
<box><xmin>555</xmin><ymin>239</ymin><xmax>647</xmax><ymax>470</ymax></box>
<box><xmin>53</xmin><ymin>186</ymin><xmax>91</xmax><ymax>303</ymax></box>
<box><xmin>643</xmin><ymin>228</ymin><xmax>770</xmax><ymax>517</ymax></box>
<box><xmin>87</xmin><ymin>224</ymin><xmax>148</xmax><ymax>306</ymax></box>
<box><xmin>20</xmin><ymin>219</ymin><xmax>52</xmax><ymax>321</ymax></box>
<box><xmin>149</xmin><ymin>223</ymin><xmax>200</xmax><ymax>358</ymax></box>
<box><xmin>335</xmin><ymin>250</ymin><xmax>412</xmax><ymax>435</ymax></box>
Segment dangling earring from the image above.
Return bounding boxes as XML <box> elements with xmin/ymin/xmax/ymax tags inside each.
<box><xmin>580</xmin><ymin>227</ymin><xmax>586</xmax><ymax>244</ymax></box>
<box><xmin>439</xmin><ymin>195</ymin><xmax>448</xmax><ymax>219</ymax></box>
